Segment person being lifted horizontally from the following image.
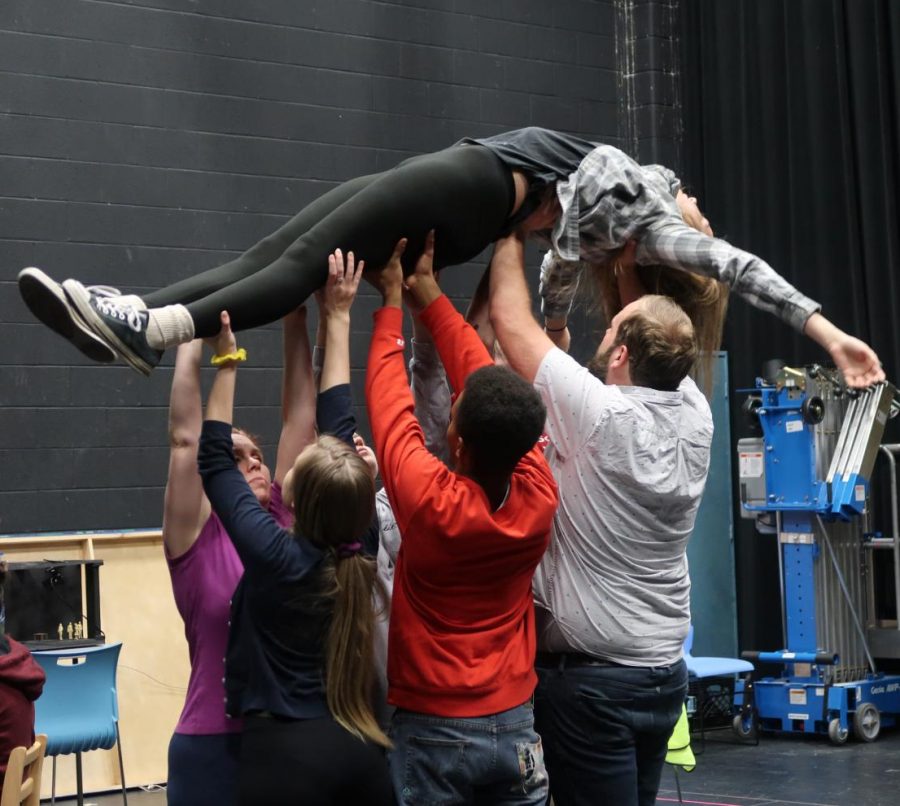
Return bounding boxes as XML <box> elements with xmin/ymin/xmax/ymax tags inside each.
<box><xmin>19</xmin><ymin>127</ymin><xmax>883</xmax><ymax>389</ymax></box>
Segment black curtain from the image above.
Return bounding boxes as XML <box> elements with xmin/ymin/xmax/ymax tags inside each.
<box><xmin>679</xmin><ymin>0</ymin><xmax>900</xmax><ymax>653</ymax></box>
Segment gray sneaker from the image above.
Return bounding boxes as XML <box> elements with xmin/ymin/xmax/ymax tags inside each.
<box><xmin>17</xmin><ymin>268</ymin><xmax>117</xmax><ymax>363</ymax></box>
<box><xmin>63</xmin><ymin>280</ymin><xmax>162</xmax><ymax>376</ymax></box>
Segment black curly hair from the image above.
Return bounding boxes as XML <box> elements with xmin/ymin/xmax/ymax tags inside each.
<box><xmin>456</xmin><ymin>365</ymin><xmax>546</xmax><ymax>476</ymax></box>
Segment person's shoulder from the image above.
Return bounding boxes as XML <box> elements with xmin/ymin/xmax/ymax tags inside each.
<box><xmin>678</xmin><ymin>376</ymin><xmax>713</xmax><ymax>418</ymax></box>
<box><xmin>675</xmin><ymin>377</ymin><xmax>714</xmax><ymax>444</ymax></box>
<box><xmin>537</xmin><ymin>345</ymin><xmax>587</xmax><ymax>378</ymax></box>
<box><xmin>542</xmin><ymin>349</ymin><xmax>626</xmax><ymax>394</ymax></box>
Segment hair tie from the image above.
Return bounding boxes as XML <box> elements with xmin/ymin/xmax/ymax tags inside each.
<box><xmin>211</xmin><ymin>348</ymin><xmax>247</xmax><ymax>367</ymax></box>
<box><xmin>337</xmin><ymin>541</ymin><xmax>363</xmax><ymax>559</ymax></box>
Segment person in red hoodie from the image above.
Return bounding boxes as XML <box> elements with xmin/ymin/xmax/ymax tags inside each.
<box><xmin>364</xmin><ymin>233</ymin><xmax>558</xmax><ymax>805</ymax></box>
<box><xmin>0</xmin><ymin>563</ymin><xmax>46</xmax><ymax>791</ymax></box>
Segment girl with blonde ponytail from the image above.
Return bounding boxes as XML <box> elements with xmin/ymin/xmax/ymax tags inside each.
<box><xmin>286</xmin><ymin>434</ymin><xmax>389</xmax><ymax>748</ymax></box>
<box><xmin>197</xmin><ymin>244</ymin><xmax>393</xmax><ymax>805</ymax></box>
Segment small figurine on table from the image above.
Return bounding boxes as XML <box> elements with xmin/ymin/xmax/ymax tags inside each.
<box><xmin>74</xmin><ymin>622</ymin><xmax>83</xmax><ymax>640</ymax></box>
<box><xmin>66</xmin><ymin>622</ymin><xmax>73</xmax><ymax>640</ymax></box>
<box><xmin>57</xmin><ymin>623</ymin><xmax>64</xmax><ymax>641</ymax></box>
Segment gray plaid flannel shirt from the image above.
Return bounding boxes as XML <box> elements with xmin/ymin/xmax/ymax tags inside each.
<box><xmin>539</xmin><ymin>145</ymin><xmax>820</xmax><ymax>332</ymax></box>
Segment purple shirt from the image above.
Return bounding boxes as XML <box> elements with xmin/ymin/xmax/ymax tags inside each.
<box><xmin>167</xmin><ymin>483</ymin><xmax>292</xmax><ymax>735</ymax></box>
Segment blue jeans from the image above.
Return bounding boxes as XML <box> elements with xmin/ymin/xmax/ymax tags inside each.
<box><xmin>388</xmin><ymin>702</ymin><xmax>549</xmax><ymax>805</ymax></box>
<box><xmin>534</xmin><ymin>656</ymin><xmax>688</xmax><ymax>806</ymax></box>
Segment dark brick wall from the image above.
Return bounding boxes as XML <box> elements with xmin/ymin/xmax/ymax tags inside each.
<box><xmin>0</xmin><ymin>0</ymin><xmax>681</xmax><ymax>533</ymax></box>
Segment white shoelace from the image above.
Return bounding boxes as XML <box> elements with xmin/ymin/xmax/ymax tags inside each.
<box><xmin>83</xmin><ymin>282</ymin><xmax>147</xmax><ymax>314</ymax></box>
<box><xmin>94</xmin><ymin>295</ymin><xmax>145</xmax><ymax>333</ymax></box>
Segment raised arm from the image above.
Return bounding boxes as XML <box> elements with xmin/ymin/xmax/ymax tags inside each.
<box><xmin>274</xmin><ymin>307</ymin><xmax>317</xmax><ymax>485</ymax></box>
<box><xmin>404</xmin><ymin>231</ymin><xmax>493</xmax><ymax>392</ymax></box>
<box><xmin>398</xmin><ymin>253</ymin><xmax>452</xmax><ymax>461</ymax></box>
<box><xmin>319</xmin><ymin>249</ymin><xmax>362</xmax><ymax>394</ymax></box>
<box><xmin>488</xmin><ymin>234</ymin><xmax>556</xmax><ymax>384</ymax></box>
<box><xmin>538</xmin><ymin>250</ymin><xmax>583</xmax><ymax>348</ymax></box>
<box><xmin>162</xmin><ymin>340</ymin><xmax>211</xmax><ymax>559</ymax></box>
<box><xmin>316</xmin><ymin>249</ymin><xmax>365</xmax><ymax>445</ymax></box>
<box><xmin>365</xmin><ymin>240</ymin><xmax>452</xmax><ymax>534</ymax></box>
<box><xmin>204</xmin><ymin>312</ymin><xmax>238</xmax><ymax>426</ymax></box>
<box><xmin>409</xmin><ymin>315</ymin><xmax>451</xmax><ymax>462</ymax></box>
<box><xmin>200</xmin><ymin>312</ymin><xmax>313</xmax><ymax>575</ymax></box>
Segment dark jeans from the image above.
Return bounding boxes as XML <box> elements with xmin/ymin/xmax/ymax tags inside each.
<box><xmin>388</xmin><ymin>702</ymin><xmax>549</xmax><ymax>805</ymax></box>
<box><xmin>145</xmin><ymin>145</ymin><xmax>513</xmax><ymax>336</ymax></box>
<box><xmin>534</xmin><ymin>656</ymin><xmax>687</xmax><ymax>806</ymax></box>
<box><xmin>167</xmin><ymin>731</ymin><xmax>241</xmax><ymax>806</ymax></box>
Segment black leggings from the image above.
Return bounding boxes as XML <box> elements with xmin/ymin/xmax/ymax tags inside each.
<box><xmin>238</xmin><ymin>714</ymin><xmax>394</xmax><ymax>806</ymax></box>
<box><xmin>167</xmin><ymin>732</ymin><xmax>240</xmax><ymax>806</ymax></box>
<box><xmin>144</xmin><ymin>145</ymin><xmax>515</xmax><ymax>337</ymax></box>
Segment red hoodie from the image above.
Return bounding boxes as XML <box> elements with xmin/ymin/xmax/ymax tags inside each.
<box><xmin>366</xmin><ymin>296</ymin><xmax>558</xmax><ymax>717</ymax></box>
<box><xmin>0</xmin><ymin>637</ymin><xmax>46</xmax><ymax>788</ymax></box>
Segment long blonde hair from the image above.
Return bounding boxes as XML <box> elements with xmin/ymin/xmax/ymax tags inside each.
<box><xmin>288</xmin><ymin>435</ymin><xmax>390</xmax><ymax>748</ymax></box>
<box><xmin>593</xmin><ymin>262</ymin><xmax>728</xmax><ymax>395</ymax></box>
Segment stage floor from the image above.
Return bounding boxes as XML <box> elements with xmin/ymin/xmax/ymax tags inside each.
<box><xmin>51</xmin><ymin>727</ymin><xmax>900</xmax><ymax>806</ymax></box>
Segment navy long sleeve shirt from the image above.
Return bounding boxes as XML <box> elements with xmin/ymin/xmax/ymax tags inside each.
<box><xmin>198</xmin><ymin>420</ymin><xmax>331</xmax><ymax>720</ymax></box>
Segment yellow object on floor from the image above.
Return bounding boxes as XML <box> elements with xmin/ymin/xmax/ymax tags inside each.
<box><xmin>666</xmin><ymin>704</ymin><xmax>695</xmax><ymax>772</ymax></box>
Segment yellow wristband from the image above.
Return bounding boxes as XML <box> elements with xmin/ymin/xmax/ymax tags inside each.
<box><xmin>210</xmin><ymin>348</ymin><xmax>247</xmax><ymax>367</ymax></box>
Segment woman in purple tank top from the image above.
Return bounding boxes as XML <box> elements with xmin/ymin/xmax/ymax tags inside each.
<box><xmin>162</xmin><ymin>307</ymin><xmax>317</xmax><ymax>806</ymax></box>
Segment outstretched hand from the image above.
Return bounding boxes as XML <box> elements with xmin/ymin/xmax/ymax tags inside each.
<box><xmin>322</xmin><ymin>248</ymin><xmax>364</xmax><ymax>317</ymax></box>
<box><xmin>827</xmin><ymin>333</ymin><xmax>886</xmax><ymax>389</ymax></box>
<box><xmin>403</xmin><ymin>230</ymin><xmax>442</xmax><ymax>311</ymax></box>
<box><xmin>364</xmin><ymin>238</ymin><xmax>406</xmax><ymax>307</ymax></box>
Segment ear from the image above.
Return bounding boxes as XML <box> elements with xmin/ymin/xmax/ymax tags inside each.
<box><xmin>609</xmin><ymin>343</ymin><xmax>629</xmax><ymax>370</ymax></box>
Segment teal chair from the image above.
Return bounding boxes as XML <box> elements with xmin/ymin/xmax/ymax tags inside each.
<box><xmin>32</xmin><ymin>642</ymin><xmax>127</xmax><ymax>806</ymax></box>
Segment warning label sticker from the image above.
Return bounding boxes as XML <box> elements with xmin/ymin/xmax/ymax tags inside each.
<box><xmin>740</xmin><ymin>452</ymin><xmax>764</xmax><ymax>478</ymax></box>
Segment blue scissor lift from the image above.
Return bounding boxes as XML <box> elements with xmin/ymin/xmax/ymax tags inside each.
<box><xmin>737</xmin><ymin>365</ymin><xmax>899</xmax><ymax>744</ymax></box>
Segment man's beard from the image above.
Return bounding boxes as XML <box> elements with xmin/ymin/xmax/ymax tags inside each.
<box><xmin>587</xmin><ymin>344</ymin><xmax>613</xmax><ymax>382</ymax></box>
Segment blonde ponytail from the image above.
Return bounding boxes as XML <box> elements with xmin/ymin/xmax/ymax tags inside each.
<box><xmin>325</xmin><ymin>554</ymin><xmax>391</xmax><ymax>747</ymax></box>
<box><xmin>288</xmin><ymin>435</ymin><xmax>389</xmax><ymax>747</ymax></box>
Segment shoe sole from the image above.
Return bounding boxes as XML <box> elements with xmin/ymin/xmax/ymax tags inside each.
<box><xmin>18</xmin><ymin>268</ymin><xmax>117</xmax><ymax>363</ymax></box>
<box><xmin>63</xmin><ymin>280</ymin><xmax>153</xmax><ymax>376</ymax></box>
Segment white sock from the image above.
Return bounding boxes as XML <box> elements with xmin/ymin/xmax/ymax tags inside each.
<box><xmin>146</xmin><ymin>304</ymin><xmax>195</xmax><ymax>349</ymax></box>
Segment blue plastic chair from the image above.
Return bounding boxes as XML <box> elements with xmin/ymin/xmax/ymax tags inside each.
<box><xmin>32</xmin><ymin>642</ymin><xmax>127</xmax><ymax>806</ymax></box>
<box><xmin>684</xmin><ymin>626</ymin><xmax>756</xmax><ymax>749</ymax></box>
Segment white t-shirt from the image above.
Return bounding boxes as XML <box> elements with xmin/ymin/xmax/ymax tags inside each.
<box><xmin>532</xmin><ymin>347</ymin><xmax>713</xmax><ymax>666</ymax></box>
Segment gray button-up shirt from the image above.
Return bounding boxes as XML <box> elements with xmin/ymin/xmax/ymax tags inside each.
<box><xmin>539</xmin><ymin>145</ymin><xmax>820</xmax><ymax>333</ymax></box>
<box><xmin>532</xmin><ymin>348</ymin><xmax>713</xmax><ymax>666</ymax></box>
